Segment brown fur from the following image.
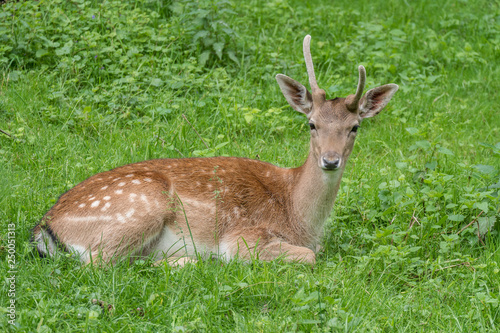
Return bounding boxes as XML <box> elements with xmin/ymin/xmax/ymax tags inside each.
<box><xmin>32</xmin><ymin>35</ymin><xmax>398</xmax><ymax>265</ymax></box>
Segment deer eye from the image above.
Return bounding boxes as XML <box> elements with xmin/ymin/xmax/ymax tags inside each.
<box><xmin>351</xmin><ymin>125</ymin><xmax>359</xmax><ymax>133</ymax></box>
<box><xmin>309</xmin><ymin>123</ymin><xmax>316</xmax><ymax>131</ymax></box>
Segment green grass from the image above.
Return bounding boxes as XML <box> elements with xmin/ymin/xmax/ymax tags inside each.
<box><xmin>1</xmin><ymin>0</ymin><xmax>499</xmax><ymax>331</ymax></box>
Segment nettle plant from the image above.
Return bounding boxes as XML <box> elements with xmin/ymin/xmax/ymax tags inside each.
<box><xmin>381</xmin><ymin>136</ymin><xmax>499</xmax><ymax>247</ymax></box>
<box><xmin>0</xmin><ymin>0</ymin><xmax>242</xmax><ymax>132</ymax></box>
<box><xmin>327</xmin><ymin>131</ymin><xmax>498</xmax><ymax>265</ymax></box>
<box><xmin>170</xmin><ymin>0</ymin><xmax>240</xmax><ymax>67</ymax></box>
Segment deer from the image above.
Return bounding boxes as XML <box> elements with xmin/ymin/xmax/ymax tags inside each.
<box><xmin>31</xmin><ymin>35</ymin><xmax>398</xmax><ymax>266</ymax></box>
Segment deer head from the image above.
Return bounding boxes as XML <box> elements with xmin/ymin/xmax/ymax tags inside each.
<box><xmin>276</xmin><ymin>35</ymin><xmax>399</xmax><ymax>173</ymax></box>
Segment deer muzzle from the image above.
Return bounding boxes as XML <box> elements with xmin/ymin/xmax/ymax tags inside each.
<box><xmin>321</xmin><ymin>152</ymin><xmax>342</xmax><ymax>171</ymax></box>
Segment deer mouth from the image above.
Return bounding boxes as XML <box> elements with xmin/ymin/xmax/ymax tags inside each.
<box><xmin>320</xmin><ymin>155</ymin><xmax>342</xmax><ymax>171</ymax></box>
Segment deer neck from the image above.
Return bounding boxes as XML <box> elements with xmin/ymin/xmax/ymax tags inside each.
<box><xmin>292</xmin><ymin>147</ymin><xmax>344</xmax><ymax>239</ymax></box>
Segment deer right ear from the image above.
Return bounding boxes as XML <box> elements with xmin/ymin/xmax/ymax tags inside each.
<box><xmin>276</xmin><ymin>74</ymin><xmax>313</xmax><ymax>116</ymax></box>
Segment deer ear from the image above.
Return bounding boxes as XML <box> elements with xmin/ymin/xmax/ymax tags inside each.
<box><xmin>276</xmin><ymin>74</ymin><xmax>313</xmax><ymax>116</ymax></box>
<box><xmin>359</xmin><ymin>84</ymin><xmax>399</xmax><ymax>118</ymax></box>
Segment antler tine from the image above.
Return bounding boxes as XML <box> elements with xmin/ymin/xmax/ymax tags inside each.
<box><xmin>347</xmin><ymin>65</ymin><xmax>366</xmax><ymax>111</ymax></box>
<box><xmin>303</xmin><ymin>35</ymin><xmax>320</xmax><ymax>93</ymax></box>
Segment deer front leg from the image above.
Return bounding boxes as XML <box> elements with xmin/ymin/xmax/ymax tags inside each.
<box><xmin>259</xmin><ymin>239</ymin><xmax>316</xmax><ymax>264</ymax></box>
<box><xmin>222</xmin><ymin>228</ymin><xmax>316</xmax><ymax>264</ymax></box>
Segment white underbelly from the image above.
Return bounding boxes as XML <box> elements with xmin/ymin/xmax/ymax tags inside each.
<box><xmin>149</xmin><ymin>226</ymin><xmax>231</xmax><ymax>261</ymax></box>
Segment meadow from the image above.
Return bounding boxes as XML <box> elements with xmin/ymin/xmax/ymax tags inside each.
<box><xmin>0</xmin><ymin>0</ymin><xmax>499</xmax><ymax>331</ymax></box>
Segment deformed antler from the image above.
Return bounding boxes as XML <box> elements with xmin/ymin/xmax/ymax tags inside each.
<box><xmin>303</xmin><ymin>35</ymin><xmax>326</xmax><ymax>103</ymax></box>
<box><xmin>303</xmin><ymin>35</ymin><xmax>319</xmax><ymax>92</ymax></box>
<box><xmin>346</xmin><ymin>65</ymin><xmax>366</xmax><ymax>111</ymax></box>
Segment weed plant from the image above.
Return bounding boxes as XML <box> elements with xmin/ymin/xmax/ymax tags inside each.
<box><xmin>0</xmin><ymin>0</ymin><xmax>499</xmax><ymax>331</ymax></box>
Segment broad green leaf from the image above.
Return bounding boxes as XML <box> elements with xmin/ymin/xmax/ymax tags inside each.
<box><xmin>227</xmin><ymin>50</ymin><xmax>239</xmax><ymax>65</ymax></box>
<box><xmin>448</xmin><ymin>214</ymin><xmax>465</xmax><ymax>222</ymax></box>
<box><xmin>474</xmin><ymin>201</ymin><xmax>489</xmax><ymax>213</ymax></box>
<box><xmin>8</xmin><ymin>71</ymin><xmax>20</xmax><ymax>81</ymax></box>
<box><xmin>390</xmin><ymin>29</ymin><xmax>406</xmax><ymax>36</ymax></box>
<box><xmin>214</xmin><ymin>142</ymin><xmax>229</xmax><ymax>150</ymax></box>
<box><xmin>437</xmin><ymin>147</ymin><xmax>454</xmax><ymax>156</ymax></box>
<box><xmin>425</xmin><ymin>161</ymin><xmax>437</xmax><ymax>170</ymax></box>
<box><xmin>475</xmin><ymin>292</ymin><xmax>499</xmax><ymax>305</ymax></box>
<box><xmin>426</xmin><ymin>75</ymin><xmax>441</xmax><ymax>83</ymax></box>
<box><xmin>405</xmin><ymin>127</ymin><xmax>419</xmax><ymax>135</ymax></box>
<box><xmin>88</xmin><ymin>310</ymin><xmax>100</xmax><ymax>320</ymax></box>
<box><xmin>473</xmin><ymin>164</ymin><xmax>496</xmax><ymax>175</ymax></box>
<box><xmin>36</xmin><ymin>49</ymin><xmax>49</xmax><ymax>58</ymax></box>
<box><xmin>478</xmin><ymin>216</ymin><xmax>496</xmax><ymax>236</ymax></box>
<box><xmin>151</xmin><ymin>78</ymin><xmax>163</xmax><ymax>87</ymax></box>
<box><xmin>55</xmin><ymin>40</ymin><xmax>73</xmax><ymax>56</ymax></box>
<box><xmin>409</xmin><ymin>140</ymin><xmax>431</xmax><ymax>151</ymax></box>
<box><xmin>244</xmin><ymin>114</ymin><xmax>254</xmax><ymax>124</ymax></box>
<box><xmin>193</xmin><ymin>30</ymin><xmax>209</xmax><ymax>43</ymax></box>
<box><xmin>198</xmin><ymin>51</ymin><xmax>210</xmax><ymax>67</ymax></box>
<box><xmin>213</xmin><ymin>42</ymin><xmax>224</xmax><ymax>59</ymax></box>
<box><xmin>415</xmin><ymin>140</ymin><xmax>431</xmax><ymax>149</ymax></box>
<box><xmin>395</xmin><ymin>162</ymin><xmax>407</xmax><ymax>169</ymax></box>
<box><xmin>389</xmin><ymin>180</ymin><xmax>401</xmax><ymax>188</ymax></box>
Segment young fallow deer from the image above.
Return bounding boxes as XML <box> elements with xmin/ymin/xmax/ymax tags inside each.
<box><xmin>32</xmin><ymin>35</ymin><xmax>398</xmax><ymax>265</ymax></box>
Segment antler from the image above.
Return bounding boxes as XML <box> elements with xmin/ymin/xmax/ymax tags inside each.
<box><xmin>303</xmin><ymin>35</ymin><xmax>326</xmax><ymax>103</ymax></box>
<box><xmin>303</xmin><ymin>35</ymin><xmax>319</xmax><ymax>93</ymax></box>
<box><xmin>346</xmin><ymin>65</ymin><xmax>366</xmax><ymax>111</ymax></box>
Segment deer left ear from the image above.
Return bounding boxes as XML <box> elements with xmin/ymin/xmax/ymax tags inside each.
<box><xmin>359</xmin><ymin>84</ymin><xmax>399</xmax><ymax>118</ymax></box>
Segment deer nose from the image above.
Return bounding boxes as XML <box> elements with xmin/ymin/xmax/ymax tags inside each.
<box><xmin>321</xmin><ymin>154</ymin><xmax>341</xmax><ymax>170</ymax></box>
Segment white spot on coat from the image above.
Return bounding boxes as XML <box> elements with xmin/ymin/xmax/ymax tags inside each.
<box><xmin>91</xmin><ymin>200</ymin><xmax>100</xmax><ymax>208</ymax></box>
<box><xmin>103</xmin><ymin>196</ymin><xmax>111</xmax><ymax>201</ymax></box>
<box><xmin>125</xmin><ymin>209</ymin><xmax>135</xmax><ymax>218</ymax></box>
<box><xmin>78</xmin><ymin>203</ymin><xmax>86</xmax><ymax>208</ymax></box>
<box><xmin>118</xmin><ymin>182</ymin><xmax>126</xmax><ymax>187</ymax></box>
<box><xmin>116</xmin><ymin>213</ymin><xmax>126</xmax><ymax>223</ymax></box>
<box><xmin>132</xmin><ymin>179</ymin><xmax>141</xmax><ymax>185</ymax></box>
<box><xmin>115</xmin><ymin>189</ymin><xmax>123</xmax><ymax>194</ymax></box>
<box><xmin>68</xmin><ymin>215</ymin><xmax>113</xmax><ymax>222</ymax></box>
<box><xmin>140</xmin><ymin>194</ymin><xmax>151</xmax><ymax>211</ymax></box>
<box><xmin>101</xmin><ymin>202</ymin><xmax>111</xmax><ymax>211</ymax></box>
<box><xmin>101</xmin><ymin>186</ymin><xmax>108</xmax><ymax>190</ymax></box>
